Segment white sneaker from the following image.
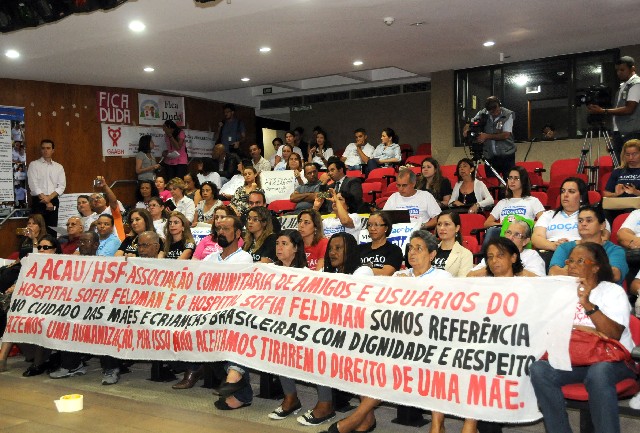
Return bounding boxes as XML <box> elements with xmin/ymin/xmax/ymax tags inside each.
<box><xmin>101</xmin><ymin>368</ymin><xmax>120</xmax><ymax>385</ymax></box>
<box><xmin>630</xmin><ymin>392</ymin><xmax>640</xmax><ymax>410</ymax></box>
<box><xmin>49</xmin><ymin>364</ymin><xmax>86</xmax><ymax>379</ymax></box>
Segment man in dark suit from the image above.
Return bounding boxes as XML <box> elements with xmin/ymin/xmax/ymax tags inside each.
<box><xmin>318</xmin><ymin>157</ymin><xmax>363</xmax><ymax>214</ymax></box>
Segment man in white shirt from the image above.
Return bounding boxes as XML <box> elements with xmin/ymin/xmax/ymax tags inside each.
<box><xmin>249</xmin><ymin>143</ymin><xmax>271</xmax><ymax>174</ymax></box>
<box><xmin>27</xmin><ymin>139</ymin><xmax>66</xmax><ymax>232</ymax></box>
<box><xmin>341</xmin><ymin>128</ymin><xmax>374</xmax><ymax>170</ymax></box>
<box><xmin>588</xmin><ymin>56</ymin><xmax>640</xmax><ymax>159</ymax></box>
<box><xmin>204</xmin><ymin>216</ymin><xmax>253</xmax><ymax>263</ymax></box>
<box><xmin>383</xmin><ymin>167</ymin><xmax>441</xmax><ymax>229</ymax></box>
<box><xmin>469</xmin><ymin>219</ymin><xmax>546</xmax><ymax>276</ymax></box>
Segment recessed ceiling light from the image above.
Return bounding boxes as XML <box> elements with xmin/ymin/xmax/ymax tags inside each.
<box><xmin>5</xmin><ymin>49</ymin><xmax>20</xmax><ymax>59</ymax></box>
<box><xmin>483</xmin><ymin>41</ymin><xmax>495</xmax><ymax>47</ymax></box>
<box><xmin>129</xmin><ymin>20</ymin><xmax>146</xmax><ymax>32</ymax></box>
<box><xmin>259</xmin><ymin>47</ymin><xmax>271</xmax><ymax>53</ymax></box>
<box><xmin>353</xmin><ymin>60</ymin><xmax>364</xmax><ymax>66</ymax></box>
<box><xmin>241</xmin><ymin>77</ymin><xmax>250</xmax><ymax>82</ymax></box>
<box><xmin>144</xmin><ymin>67</ymin><xmax>154</xmax><ymax>72</ymax></box>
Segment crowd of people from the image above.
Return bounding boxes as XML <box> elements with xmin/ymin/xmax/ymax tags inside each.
<box><xmin>1</xmin><ymin>120</ymin><xmax>640</xmax><ymax>433</ymax></box>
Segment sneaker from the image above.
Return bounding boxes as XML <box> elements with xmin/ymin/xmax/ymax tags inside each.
<box><xmin>297</xmin><ymin>409</ymin><xmax>336</xmax><ymax>426</ymax></box>
<box><xmin>630</xmin><ymin>392</ymin><xmax>640</xmax><ymax>410</ymax></box>
<box><xmin>268</xmin><ymin>401</ymin><xmax>302</xmax><ymax>420</ymax></box>
<box><xmin>102</xmin><ymin>368</ymin><xmax>120</xmax><ymax>385</ymax></box>
<box><xmin>49</xmin><ymin>364</ymin><xmax>87</xmax><ymax>379</ymax></box>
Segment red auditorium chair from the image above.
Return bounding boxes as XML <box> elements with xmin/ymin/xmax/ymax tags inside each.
<box><xmin>267</xmin><ymin>199</ymin><xmax>296</xmax><ymax>215</ymax></box>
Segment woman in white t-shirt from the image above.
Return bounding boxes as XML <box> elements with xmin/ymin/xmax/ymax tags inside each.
<box><xmin>533</xmin><ymin>177</ymin><xmax>599</xmax><ymax>251</ymax></box>
<box><xmin>483</xmin><ymin>166</ymin><xmax>545</xmax><ymax>246</ymax></box>
<box><xmin>317</xmin><ymin>190</ymin><xmax>361</xmax><ymax>240</ymax></box>
<box><xmin>308</xmin><ymin>130</ymin><xmax>334</xmax><ymax>170</ymax></box>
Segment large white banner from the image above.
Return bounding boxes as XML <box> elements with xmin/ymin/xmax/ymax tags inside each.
<box><xmin>100</xmin><ymin>124</ymin><xmax>214</xmax><ymax>158</ymax></box>
<box><xmin>138</xmin><ymin>93</ymin><xmax>185</xmax><ymax>126</ymax></box>
<box><xmin>4</xmin><ymin>254</ymin><xmax>578</xmax><ymax>423</ymax></box>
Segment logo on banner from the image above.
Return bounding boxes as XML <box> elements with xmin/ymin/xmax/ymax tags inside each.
<box><xmin>140</xmin><ymin>99</ymin><xmax>160</xmax><ymax>122</ymax></box>
<box><xmin>108</xmin><ymin>127</ymin><xmax>122</xmax><ymax>147</ymax></box>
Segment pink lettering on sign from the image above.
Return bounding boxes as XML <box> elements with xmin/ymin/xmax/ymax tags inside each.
<box><xmin>97</xmin><ymin>91</ymin><xmax>132</xmax><ymax>124</ymax></box>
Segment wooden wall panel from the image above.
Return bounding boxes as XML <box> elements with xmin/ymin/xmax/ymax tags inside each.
<box><xmin>0</xmin><ymin>78</ymin><xmax>255</xmax><ymax>257</ymax></box>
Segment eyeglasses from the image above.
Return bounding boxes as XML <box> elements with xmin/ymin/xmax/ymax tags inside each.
<box><xmin>565</xmin><ymin>258</ymin><xmax>595</xmax><ymax>266</ymax></box>
<box><xmin>247</xmin><ymin>216</ymin><xmax>264</xmax><ymax>223</ymax></box>
<box><xmin>367</xmin><ymin>223</ymin><xmax>387</xmax><ymax>228</ymax></box>
<box><xmin>504</xmin><ymin>230</ymin><xmax>526</xmax><ymax>239</ymax></box>
<box><xmin>138</xmin><ymin>243</ymin><xmax>158</xmax><ymax>248</ymax></box>
<box><xmin>507</xmin><ymin>176</ymin><xmax>520</xmax><ymax>181</ymax></box>
<box><xmin>37</xmin><ymin>245</ymin><xmax>56</xmax><ymax>250</ymax></box>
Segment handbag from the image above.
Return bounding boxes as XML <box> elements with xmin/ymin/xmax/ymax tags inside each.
<box><xmin>568</xmin><ymin>328</ymin><xmax>631</xmax><ymax>366</ymax></box>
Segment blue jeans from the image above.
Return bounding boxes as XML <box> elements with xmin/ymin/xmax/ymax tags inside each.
<box><xmin>530</xmin><ymin>360</ymin><xmax>636</xmax><ymax>433</ymax></box>
<box><xmin>226</xmin><ymin>363</ymin><xmax>253</xmax><ymax>404</ymax></box>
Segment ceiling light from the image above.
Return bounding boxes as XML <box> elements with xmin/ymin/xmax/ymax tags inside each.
<box><xmin>259</xmin><ymin>47</ymin><xmax>271</xmax><ymax>53</ymax></box>
<box><xmin>129</xmin><ymin>20</ymin><xmax>146</xmax><ymax>32</ymax></box>
<box><xmin>5</xmin><ymin>49</ymin><xmax>20</xmax><ymax>59</ymax></box>
<box><xmin>144</xmin><ymin>67</ymin><xmax>154</xmax><ymax>72</ymax></box>
<box><xmin>353</xmin><ymin>60</ymin><xmax>363</xmax><ymax>66</ymax></box>
<box><xmin>241</xmin><ymin>77</ymin><xmax>250</xmax><ymax>82</ymax></box>
<box><xmin>483</xmin><ymin>41</ymin><xmax>495</xmax><ymax>47</ymax></box>
<box><xmin>514</xmin><ymin>74</ymin><xmax>529</xmax><ymax>86</ymax></box>
<box><xmin>410</xmin><ymin>21</ymin><xmax>425</xmax><ymax>26</ymax></box>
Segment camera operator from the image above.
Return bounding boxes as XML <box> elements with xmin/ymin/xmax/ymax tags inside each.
<box><xmin>463</xmin><ymin>96</ymin><xmax>515</xmax><ymax>180</ymax></box>
<box><xmin>588</xmin><ymin>56</ymin><xmax>640</xmax><ymax>159</ymax></box>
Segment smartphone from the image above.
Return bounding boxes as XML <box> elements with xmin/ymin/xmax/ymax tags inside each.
<box><xmin>93</xmin><ymin>179</ymin><xmax>101</xmax><ymax>187</ymax></box>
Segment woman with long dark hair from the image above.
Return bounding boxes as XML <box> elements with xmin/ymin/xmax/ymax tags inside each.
<box><xmin>243</xmin><ymin>206</ymin><xmax>276</xmax><ymax>263</ymax></box>
<box><xmin>162</xmin><ymin>119</ymin><xmax>187</xmax><ymax>180</ymax></box>
<box><xmin>309</xmin><ymin>130</ymin><xmax>334</xmax><ymax>170</ymax></box>
<box><xmin>323</xmin><ymin>232</ymin><xmax>372</xmax><ymax>275</ymax></box>
<box><xmin>134</xmin><ymin>180</ymin><xmax>159</xmax><ymax>209</ymax></box>
<box><xmin>448</xmin><ymin>158</ymin><xmax>494</xmax><ymax>213</ymax></box>
<box><xmin>135</xmin><ymin>134</ymin><xmax>160</xmax><ymax>181</ymax></box>
<box><xmin>482</xmin><ymin>166</ymin><xmax>545</xmax><ymax>246</ymax></box>
<box><xmin>415</xmin><ymin>157</ymin><xmax>452</xmax><ymax>208</ymax></box>
<box><xmin>366</xmin><ymin>127</ymin><xmax>401</xmax><ymax>172</ymax></box>
<box><xmin>115</xmin><ymin>209</ymin><xmax>157</xmax><ymax>257</ymax></box>
<box><xmin>434</xmin><ymin>210</ymin><xmax>473</xmax><ymax>277</ymax></box>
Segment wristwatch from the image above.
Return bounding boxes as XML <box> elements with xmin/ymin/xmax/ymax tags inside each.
<box><xmin>585</xmin><ymin>305</ymin><xmax>600</xmax><ymax>316</ymax></box>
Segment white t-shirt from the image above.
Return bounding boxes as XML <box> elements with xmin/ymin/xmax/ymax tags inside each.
<box><xmin>153</xmin><ymin>218</ymin><xmax>167</xmax><ymax>239</ymax></box>
<box><xmin>198</xmin><ymin>172</ymin><xmax>223</xmax><ymax>190</ymax></box>
<box><xmin>393</xmin><ymin>267</ymin><xmax>452</xmax><ymax>278</ymax></box>
<box><xmin>572</xmin><ymin>281</ymin><xmax>633</xmax><ymax>351</ymax></box>
<box><xmin>322</xmin><ymin>214</ymin><xmax>361</xmax><ymax>239</ymax></box>
<box><xmin>203</xmin><ymin>247</ymin><xmax>253</xmax><ymax>263</ymax></box>
<box><xmin>620</xmin><ymin>209</ymin><xmax>640</xmax><ymax>234</ymax></box>
<box><xmin>342</xmin><ymin>143</ymin><xmax>374</xmax><ymax>167</ymax></box>
<box><xmin>535</xmin><ymin>209</ymin><xmax>611</xmax><ymax>241</ymax></box>
<box><xmin>490</xmin><ymin>197</ymin><xmax>545</xmax><ymax>222</ymax></box>
<box><xmin>276</xmin><ymin>146</ymin><xmax>303</xmax><ymax>159</ymax></box>
<box><xmin>311</xmin><ymin>147</ymin><xmax>334</xmax><ymax>169</ymax></box>
<box><xmin>613</xmin><ymin>74</ymin><xmax>640</xmax><ymax>131</ymax></box>
<box><xmin>383</xmin><ymin>190</ymin><xmax>441</xmax><ymax>225</ymax></box>
<box><xmin>472</xmin><ymin>248</ymin><xmax>546</xmax><ymax>276</ymax></box>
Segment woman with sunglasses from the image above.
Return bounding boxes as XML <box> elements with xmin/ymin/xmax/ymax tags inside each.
<box><xmin>20</xmin><ymin>235</ymin><xmax>62</xmax><ymax>377</ymax></box>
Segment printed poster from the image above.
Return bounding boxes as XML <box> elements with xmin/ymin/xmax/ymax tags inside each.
<box><xmin>138</xmin><ymin>93</ymin><xmax>185</xmax><ymax>126</ymax></box>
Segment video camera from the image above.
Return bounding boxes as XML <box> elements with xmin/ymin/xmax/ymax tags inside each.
<box><xmin>576</xmin><ymin>84</ymin><xmax>612</xmax><ymax>126</ymax></box>
<box><xmin>575</xmin><ymin>84</ymin><xmax>611</xmax><ymax>107</ymax></box>
<box><xmin>465</xmin><ymin>113</ymin><xmax>488</xmax><ymax>162</ymax></box>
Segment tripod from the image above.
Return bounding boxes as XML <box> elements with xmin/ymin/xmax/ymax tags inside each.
<box><xmin>577</xmin><ymin>123</ymin><xmax>619</xmax><ymax>190</ymax></box>
<box><xmin>466</xmin><ymin>141</ymin><xmax>507</xmax><ymax>187</ymax></box>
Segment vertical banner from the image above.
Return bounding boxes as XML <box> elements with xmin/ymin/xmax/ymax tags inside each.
<box><xmin>0</xmin><ymin>105</ymin><xmax>27</xmax><ymax>218</ymax></box>
<box><xmin>138</xmin><ymin>93</ymin><xmax>185</xmax><ymax>126</ymax></box>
